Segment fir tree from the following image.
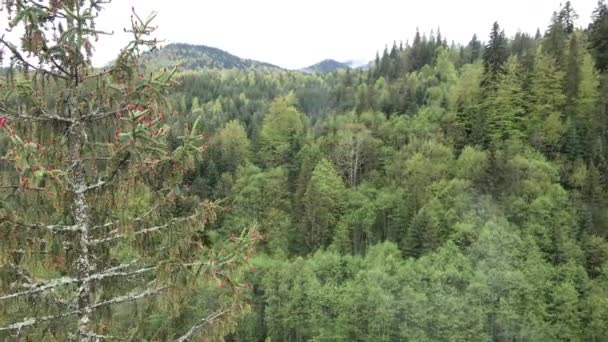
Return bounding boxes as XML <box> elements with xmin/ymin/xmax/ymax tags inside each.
<box><xmin>466</xmin><ymin>34</ymin><xmax>483</xmax><ymax>63</ymax></box>
<box><xmin>303</xmin><ymin>159</ymin><xmax>345</xmax><ymax>251</ymax></box>
<box><xmin>486</xmin><ymin>56</ymin><xmax>525</xmax><ymax>148</ymax></box>
<box><xmin>527</xmin><ymin>49</ymin><xmax>567</xmax><ymax>154</ymax></box>
<box><xmin>559</xmin><ymin>1</ymin><xmax>578</xmax><ymax>34</ymax></box>
<box><xmin>543</xmin><ymin>9</ymin><xmax>569</xmax><ymax>67</ymax></box>
<box><xmin>482</xmin><ymin>22</ymin><xmax>508</xmax><ymax>88</ymax></box>
<box><xmin>588</xmin><ymin>0</ymin><xmax>608</xmax><ymax>71</ymax></box>
<box><xmin>0</xmin><ymin>2</ymin><xmax>255</xmax><ymax>340</ymax></box>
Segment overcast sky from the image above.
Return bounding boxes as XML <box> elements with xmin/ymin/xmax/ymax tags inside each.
<box><xmin>1</xmin><ymin>0</ymin><xmax>598</xmax><ymax>69</ymax></box>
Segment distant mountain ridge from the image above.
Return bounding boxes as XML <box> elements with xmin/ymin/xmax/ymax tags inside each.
<box><xmin>142</xmin><ymin>43</ymin><xmax>282</xmax><ymax>71</ymax></box>
<box><xmin>300</xmin><ymin>58</ymin><xmax>372</xmax><ymax>73</ymax></box>
<box><xmin>139</xmin><ymin>43</ymin><xmax>370</xmax><ymax>73</ymax></box>
<box><xmin>301</xmin><ymin>59</ymin><xmax>350</xmax><ymax>73</ymax></box>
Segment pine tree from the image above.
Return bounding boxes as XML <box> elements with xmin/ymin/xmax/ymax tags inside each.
<box><xmin>303</xmin><ymin>159</ymin><xmax>345</xmax><ymax>251</ymax></box>
<box><xmin>409</xmin><ymin>29</ymin><xmax>424</xmax><ymax>71</ymax></box>
<box><xmin>588</xmin><ymin>0</ymin><xmax>608</xmax><ymax>72</ymax></box>
<box><xmin>559</xmin><ymin>1</ymin><xmax>578</xmax><ymax>34</ymax></box>
<box><xmin>466</xmin><ymin>34</ymin><xmax>483</xmax><ymax>63</ymax></box>
<box><xmin>258</xmin><ymin>94</ymin><xmax>305</xmax><ymax>169</ymax></box>
<box><xmin>486</xmin><ymin>56</ymin><xmax>525</xmax><ymax>148</ymax></box>
<box><xmin>450</xmin><ymin>63</ymin><xmax>484</xmax><ymax>148</ymax></box>
<box><xmin>527</xmin><ymin>49</ymin><xmax>567</xmax><ymax>154</ymax></box>
<box><xmin>565</xmin><ymin>33</ymin><xmax>583</xmax><ymax>106</ymax></box>
<box><xmin>576</xmin><ymin>50</ymin><xmax>602</xmax><ymax>160</ymax></box>
<box><xmin>482</xmin><ymin>22</ymin><xmax>509</xmax><ymax>88</ymax></box>
<box><xmin>0</xmin><ymin>2</ymin><xmax>255</xmax><ymax>340</ymax></box>
<box><xmin>543</xmin><ymin>9</ymin><xmax>569</xmax><ymax>67</ymax></box>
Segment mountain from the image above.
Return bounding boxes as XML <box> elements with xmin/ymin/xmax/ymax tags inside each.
<box><xmin>301</xmin><ymin>58</ymin><xmax>372</xmax><ymax>73</ymax></box>
<box><xmin>141</xmin><ymin>43</ymin><xmax>281</xmax><ymax>71</ymax></box>
<box><xmin>301</xmin><ymin>59</ymin><xmax>351</xmax><ymax>73</ymax></box>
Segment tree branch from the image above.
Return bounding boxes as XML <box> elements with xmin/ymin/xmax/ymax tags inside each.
<box><xmin>0</xmin><ymin>185</ymin><xmax>46</xmax><ymax>192</ymax></box>
<box><xmin>75</xmin><ymin>179</ymin><xmax>107</xmax><ymax>194</ymax></box>
<box><xmin>0</xmin><ymin>311</ymin><xmax>77</xmax><ymax>332</ymax></box>
<box><xmin>0</xmin><ymin>36</ymin><xmax>68</xmax><ymax>80</ymax></box>
<box><xmin>89</xmin><ymin>286</ymin><xmax>167</xmax><ymax>310</ymax></box>
<box><xmin>88</xmin><ymin>214</ymin><xmax>198</xmax><ymax>246</ymax></box>
<box><xmin>82</xmin><ymin>67</ymin><xmax>115</xmax><ymax>81</ymax></box>
<box><xmin>174</xmin><ymin>308</ymin><xmax>231</xmax><ymax>342</ymax></box>
<box><xmin>0</xmin><ymin>109</ymin><xmax>75</xmax><ymax>123</ymax></box>
<box><xmin>0</xmin><ymin>261</ymin><xmax>156</xmax><ymax>301</ymax></box>
<box><xmin>82</xmin><ymin>105</ymin><xmax>128</xmax><ymax>121</ymax></box>
<box><xmin>76</xmin><ymin>151</ymin><xmax>131</xmax><ymax>194</ymax></box>
<box><xmin>0</xmin><ymin>276</ymin><xmax>75</xmax><ymax>301</ymax></box>
<box><xmin>8</xmin><ymin>221</ymin><xmax>83</xmax><ymax>233</ymax></box>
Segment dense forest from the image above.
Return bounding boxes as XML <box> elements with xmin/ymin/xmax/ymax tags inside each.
<box><xmin>2</xmin><ymin>0</ymin><xmax>608</xmax><ymax>340</ymax></box>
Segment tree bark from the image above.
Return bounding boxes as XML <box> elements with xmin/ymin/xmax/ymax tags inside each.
<box><xmin>67</xmin><ymin>84</ymin><xmax>94</xmax><ymax>341</ymax></box>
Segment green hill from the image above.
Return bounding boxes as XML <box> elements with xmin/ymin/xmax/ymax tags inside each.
<box><xmin>142</xmin><ymin>43</ymin><xmax>282</xmax><ymax>71</ymax></box>
<box><xmin>301</xmin><ymin>59</ymin><xmax>350</xmax><ymax>73</ymax></box>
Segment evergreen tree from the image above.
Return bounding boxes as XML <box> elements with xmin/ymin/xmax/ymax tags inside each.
<box><xmin>409</xmin><ymin>29</ymin><xmax>424</xmax><ymax>71</ymax></box>
<box><xmin>559</xmin><ymin>1</ymin><xmax>578</xmax><ymax>34</ymax></box>
<box><xmin>543</xmin><ymin>9</ymin><xmax>569</xmax><ymax>67</ymax></box>
<box><xmin>486</xmin><ymin>56</ymin><xmax>525</xmax><ymax>148</ymax></box>
<box><xmin>565</xmin><ymin>33</ymin><xmax>583</xmax><ymax>106</ymax></box>
<box><xmin>450</xmin><ymin>63</ymin><xmax>484</xmax><ymax>148</ymax></box>
<box><xmin>303</xmin><ymin>159</ymin><xmax>345</xmax><ymax>251</ymax></box>
<box><xmin>0</xmin><ymin>2</ymin><xmax>255</xmax><ymax>340</ymax></box>
<box><xmin>576</xmin><ymin>50</ymin><xmax>602</xmax><ymax>160</ymax></box>
<box><xmin>258</xmin><ymin>95</ymin><xmax>305</xmax><ymax>168</ymax></box>
<box><xmin>482</xmin><ymin>22</ymin><xmax>509</xmax><ymax>88</ymax></box>
<box><xmin>211</xmin><ymin>120</ymin><xmax>251</xmax><ymax>175</ymax></box>
<box><xmin>527</xmin><ymin>49</ymin><xmax>567</xmax><ymax>154</ymax></box>
<box><xmin>588</xmin><ymin>0</ymin><xmax>608</xmax><ymax>72</ymax></box>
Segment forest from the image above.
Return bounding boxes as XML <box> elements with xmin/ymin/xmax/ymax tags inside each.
<box><xmin>1</xmin><ymin>0</ymin><xmax>608</xmax><ymax>340</ymax></box>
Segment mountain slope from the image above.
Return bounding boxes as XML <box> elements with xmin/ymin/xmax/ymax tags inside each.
<box><xmin>301</xmin><ymin>59</ymin><xmax>350</xmax><ymax>73</ymax></box>
<box><xmin>142</xmin><ymin>43</ymin><xmax>281</xmax><ymax>71</ymax></box>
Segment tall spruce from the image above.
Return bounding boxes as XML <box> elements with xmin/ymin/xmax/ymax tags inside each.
<box><xmin>486</xmin><ymin>56</ymin><xmax>525</xmax><ymax>148</ymax></box>
<box><xmin>527</xmin><ymin>49</ymin><xmax>567</xmax><ymax>154</ymax></box>
<box><xmin>588</xmin><ymin>0</ymin><xmax>608</xmax><ymax>72</ymax></box>
<box><xmin>482</xmin><ymin>22</ymin><xmax>508</xmax><ymax>88</ymax></box>
<box><xmin>466</xmin><ymin>34</ymin><xmax>483</xmax><ymax>63</ymax></box>
<box><xmin>560</xmin><ymin>1</ymin><xmax>578</xmax><ymax>34</ymax></box>
<box><xmin>0</xmin><ymin>1</ymin><xmax>255</xmax><ymax>340</ymax></box>
<box><xmin>543</xmin><ymin>9</ymin><xmax>569</xmax><ymax>67</ymax></box>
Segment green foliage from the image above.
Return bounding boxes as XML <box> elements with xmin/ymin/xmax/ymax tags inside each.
<box><xmin>303</xmin><ymin>158</ymin><xmax>346</xmax><ymax>251</ymax></box>
<box><xmin>258</xmin><ymin>95</ymin><xmax>305</xmax><ymax>168</ymax></box>
<box><xmin>588</xmin><ymin>0</ymin><xmax>608</xmax><ymax>72</ymax></box>
<box><xmin>485</xmin><ymin>56</ymin><xmax>525</xmax><ymax>148</ymax></box>
<box><xmin>4</xmin><ymin>1</ymin><xmax>608</xmax><ymax>340</ymax></box>
<box><xmin>482</xmin><ymin>22</ymin><xmax>509</xmax><ymax>87</ymax></box>
<box><xmin>526</xmin><ymin>49</ymin><xmax>566</xmax><ymax>154</ymax></box>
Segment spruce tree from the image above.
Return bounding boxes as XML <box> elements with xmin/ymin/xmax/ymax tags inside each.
<box><xmin>486</xmin><ymin>56</ymin><xmax>525</xmax><ymax>148</ymax></box>
<box><xmin>543</xmin><ymin>10</ymin><xmax>569</xmax><ymax>67</ymax></box>
<box><xmin>527</xmin><ymin>49</ymin><xmax>567</xmax><ymax>154</ymax></box>
<box><xmin>576</xmin><ymin>50</ymin><xmax>602</xmax><ymax>160</ymax></box>
<box><xmin>303</xmin><ymin>158</ymin><xmax>345</xmax><ymax>251</ymax></box>
<box><xmin>466</xmin><ymin>34</ymin><xmax>482</xmax><ymax>63</ymax></box>
<box><xmin>559</xmin><ymin>1</ymin><xmax>578</xmax><ymax>34</ymax></box>
<box><xmin>588</xmin><ymin>0</ymin><xmax>608</xmax><ymax>72</ymax></box>
<box><xmin>0</xmin><ymin>1</ymin><xmax>255</xmax><ymax>340</ymax></box>
<box><xmin>482</xmin><ymin>22</ymin><xmax>508</xmax><ymax>88</ymax></box>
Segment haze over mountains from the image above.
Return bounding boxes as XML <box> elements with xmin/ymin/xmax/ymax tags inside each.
<box><xmin>143</xmin><ymin>43</ymin><xmax>369</xmax><ymax>73</ymax></box>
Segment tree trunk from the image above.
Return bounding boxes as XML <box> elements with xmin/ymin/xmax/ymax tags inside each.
<box><xmin>67</xmin><ymin>85</ymin><xmax>94</xmax><ymax>341</ymax></box>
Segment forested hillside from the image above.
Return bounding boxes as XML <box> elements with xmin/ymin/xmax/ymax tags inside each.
<box><xmin>2</xmin><ymin>0</ymin><xmax>608</xmax><ymax>340</ymax></box>
<box><xmin>141</xmin><ymin>43</ymin><xmax>282</xmax><ymax>71</ymax></box>
<box><xmin>301</xmin><ymin>59</ymin><xmax>351</xmax><ymax>73</ymax></box>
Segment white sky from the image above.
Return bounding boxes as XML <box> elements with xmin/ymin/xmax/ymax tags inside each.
<box><xmin>1</xmin><ymin>0</ymin><xmax>598</xmax><ymax>69</ymax></box>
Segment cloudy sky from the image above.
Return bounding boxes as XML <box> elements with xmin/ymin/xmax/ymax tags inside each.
<box><xmin>2</xmin><ymin>0</ymin><xmax>598</xmax><ymax>69</ymax></box>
